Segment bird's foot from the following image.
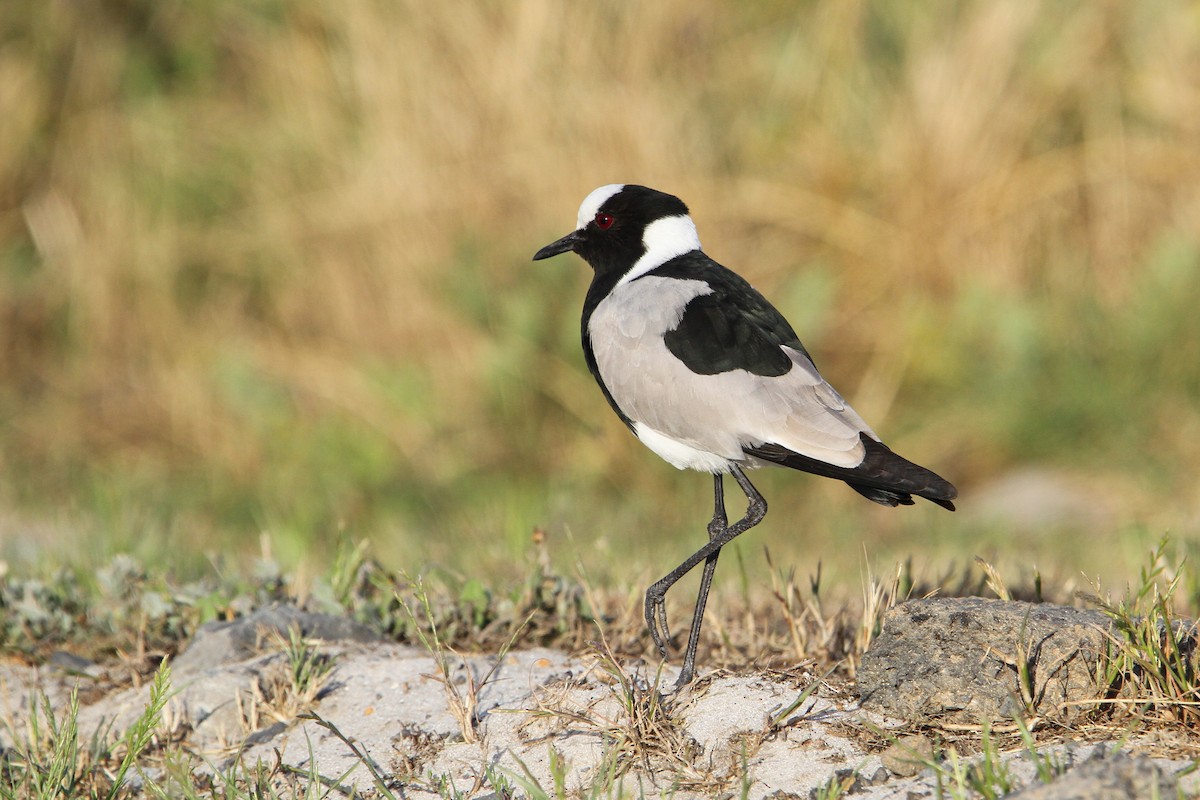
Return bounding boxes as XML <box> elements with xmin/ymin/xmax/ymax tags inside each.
<box><xmin>644</xmin><ymin>587</ymin><xmax>671</xmax><ymax>659</ymax></box>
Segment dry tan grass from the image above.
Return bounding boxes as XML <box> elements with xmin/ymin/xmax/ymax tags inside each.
<box><xmin>2</xmin><ymin>2</ymin><xmax>1200</xmax><ymax>577</ymax></box>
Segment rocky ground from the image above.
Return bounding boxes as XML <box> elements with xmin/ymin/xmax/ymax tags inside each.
<box><xmin>2</xmin><ymin>598</ymin><xmax>1197</xmax><ymax>798</ymax></box>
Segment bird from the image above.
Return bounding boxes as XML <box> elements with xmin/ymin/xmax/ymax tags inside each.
<box><xmin>533</xmin><ymin>184</ymin><xmax>957</xmax><ymax>689</ymax></box>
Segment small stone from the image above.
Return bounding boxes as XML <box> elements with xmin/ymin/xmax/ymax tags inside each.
<box><xmin>48</xmin><ymin>650</ymin><xmax>101</xmax><ymax>677</ymax></box>
<box><xmin>173</xmin><ymin>603</ymin><xmax>381</xmax><ymax>675</ymax></box>
<box><xmin>880</xmin><ymin>734</ymin><xmax>935</xmax><ymax>777</ymax></box>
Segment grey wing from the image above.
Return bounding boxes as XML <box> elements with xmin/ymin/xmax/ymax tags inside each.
<box><xmin>734</xmin><ymin>345</ymin><xmax>880</xmax><ymax>468</ymax></box>
<box><xmin>593</xmin><ymin>320</ymin><xmax>878</xmax><ymax>468</ymax></box>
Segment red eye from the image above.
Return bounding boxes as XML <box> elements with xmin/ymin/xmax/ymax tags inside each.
<box><xmin>594</xmin><ymin>212</ymin><xmax>614</xmax><ymax>230</ymax></box>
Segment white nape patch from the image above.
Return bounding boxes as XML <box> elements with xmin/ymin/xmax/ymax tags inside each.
<box><xmin>634</xmin><ymin>422</ymin><xmax>736</xmax><ymax>474</ymax></box>
<box><xmin>616</xmin><ymin>215</ymin><xmax>702</xmax><ymax>287</ymax></box>
<box><xmin>575</xmin><ymin>184</ymin><xmax>625</xmax><ymax>230</ymax></box>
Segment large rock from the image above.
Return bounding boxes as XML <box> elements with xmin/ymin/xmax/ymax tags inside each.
<box><xmin>1007</xmin><ymin>751</ymin><xmax>1176</xmax><ymax>800</ymax></box>
<box><xmin>858</xmin><ymin>597</ymin><xmax>1112</xmax><ymax>722</ymax></box>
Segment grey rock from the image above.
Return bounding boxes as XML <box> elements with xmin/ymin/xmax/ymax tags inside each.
<box><xmin>1006</xmin><ymin>751</ymin><xmax>1176</xmax><ymax>799</ymax></box>
<box><xmin>858</xmin><ymin>598</ymin><xmax>1111</xmax><ymax>722</ymax></box>
<box><xmin>173</xmin><ymin>603</ymin><xmax>381</xmax><ymax>675</ymax></box>
<box><xmin>72</xmin><ymin>650</ymin><xmax>285</xmax><ymax>751</ymax></box>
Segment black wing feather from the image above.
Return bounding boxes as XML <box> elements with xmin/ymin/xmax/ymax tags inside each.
<box><xmin>650</xmin><ymin>252</ymin><xmax>814</xmax><ymax>377</ymax></box>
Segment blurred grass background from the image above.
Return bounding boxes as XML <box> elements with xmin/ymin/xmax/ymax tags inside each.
<box><xmin>2</xmin><ymin>1</ymin><xmax>1199</xmax><ymax>596</ymax></box>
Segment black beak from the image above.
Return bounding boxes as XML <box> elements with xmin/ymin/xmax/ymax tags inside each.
<box><xmin>532</xmin><ymin>230</ymin><xmax>583</xmax><ymax>261</ymax></box>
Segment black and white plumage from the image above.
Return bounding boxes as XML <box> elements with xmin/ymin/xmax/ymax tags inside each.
<box><xmin>533</xmin><ymin>184</ymin><xmax>957</xmax><ymax>688</ymax></box>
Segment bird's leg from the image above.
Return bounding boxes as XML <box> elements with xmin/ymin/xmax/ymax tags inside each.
<box><xmin>674</xmin><ymin>474</ymin><xmax>731</xmax><ymax>687</ymax></box>
<box><xmin>647</xmin><ymin>474</ymin><xmax>727</xmax><ymax>660</ymax></box>
<box><xmin>644</xmin><ymin>466</ymin><xmax>767</xmax><ymax>689</ymax></box>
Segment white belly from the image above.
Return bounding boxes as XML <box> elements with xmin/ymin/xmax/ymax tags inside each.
<box><xmin>633</xmin><ymin>422</ymin><xmax>739</xmax><ymax>473</ymax></box>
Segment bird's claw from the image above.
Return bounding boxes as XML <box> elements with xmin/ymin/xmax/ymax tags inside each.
<box><xmin>645</xmin><ymin>589</ymin><xmax>671</xmax><ymax>658</ymax></box>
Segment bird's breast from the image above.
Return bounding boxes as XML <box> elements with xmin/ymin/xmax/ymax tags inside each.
<box><xmin>587</xmin><ymin>277</ymin><xmax>747</xmax><ymax>466</ymax></box>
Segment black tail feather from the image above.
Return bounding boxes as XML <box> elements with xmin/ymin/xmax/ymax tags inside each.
<box><xmin>744</xmin><ymin>433</ymin><xmax>957</xmax><ymax>511</ymax></box>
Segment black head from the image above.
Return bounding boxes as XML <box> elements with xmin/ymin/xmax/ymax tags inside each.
<box><xmin>533</xmin><ymin>185</ymin><xmax>700</xmax><ymax>280</ymax></box>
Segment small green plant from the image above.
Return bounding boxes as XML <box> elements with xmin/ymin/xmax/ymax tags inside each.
<box><xmin>397</xmin><ymin>571</ymin><xmax>485</xmax><ymax>743</ymax></box>
<box><xmin>296</xmin><ymin>712</ymin><xmax>400</xmax><ymax>799</ymax></box>
<box><xmin>967</xmin><ymin>723</ymin><xmax>1016</xmax><ymax>799</ymax></box>
<box><xmin>0</xmin><ymin>688</ymin><xmax>83</xmax><ymax>800</ymax></box>
<box><xmin>109</xmin><ymin>658</ymin><xmax>174</xmax><ymax>797</ymax></box>
<box><xmin>281</xmin><ymin>625</ymin><xmax>337</xmax><ymax>702</ymax></box>
<box><xmin>1087</xmin><ymin>537</ymin><xmax>1200</xmax><ymax>727</ymax></box>
<box><xmin>507</xmin><ymin>745</ymin><xmax>626</xmax><ymax>800</ymax></box>
<box><xmin>933</xmin><ymin>747</ymin><xmax>967</xmax><ymax>799</ymax></box>
<box><xmin>921</xmin><ymin>720</ymin><xmax>1080</xmax><ymax>800</ymax></box>
<box><xmin>241</xmin><ymin>628</ymin><xmax>337</xmax><ymax>730</ymax></box>
<box><xmin>912</xmin><ymin>724</ymin><xmax>1019</xmax><ymax>800</ymax></box>
<box><xmin>481</xmin><ymin>762</ymin><xmax>519</xmax><ymax>799</ymax></box>
<box><xmin>396</xmin><ymin>570</ymin><xmax>535</xmax><ymax>745</ymax></box>
<box><xmin>328</xmin><ymin>537</ymin><xmax>373</xmax><ymax>609</ymax></box>
<box><xmin>734</xmin><ymin>748</ymin><xmax>753</xmax><ymax>800</ymax></box>
<box><xmin>1012</xmin><ymin>715</ymin><xmax>1067</xmax><ymax>785</ymax></box>
<box><xmin>429</xmin><ymin>770</ymin><xmax>469</xmax><ymax>800</ymax></box>
<box><xmin>1013</xmin><ymin>613</ymin><xmax>1037</xmax><ymax>714</ymax></box>
<box><xmin>0</xmin><ymin>658</ymin><xmax>172</xmax><ymax>800</ymax></box>
<box><xmin>811</xmin><ymin>769</ymin><xmax>856</xmax><ymax>800</ymax></box>
<box><xmin>505</xmin><ymin>751</ymin><xmax>559</xmax><ymax>800</ymax></box>
<box><xmin>769</xmin><ymin>664</ymin><xmax>837</xmax><ymax>729</ymax></box>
